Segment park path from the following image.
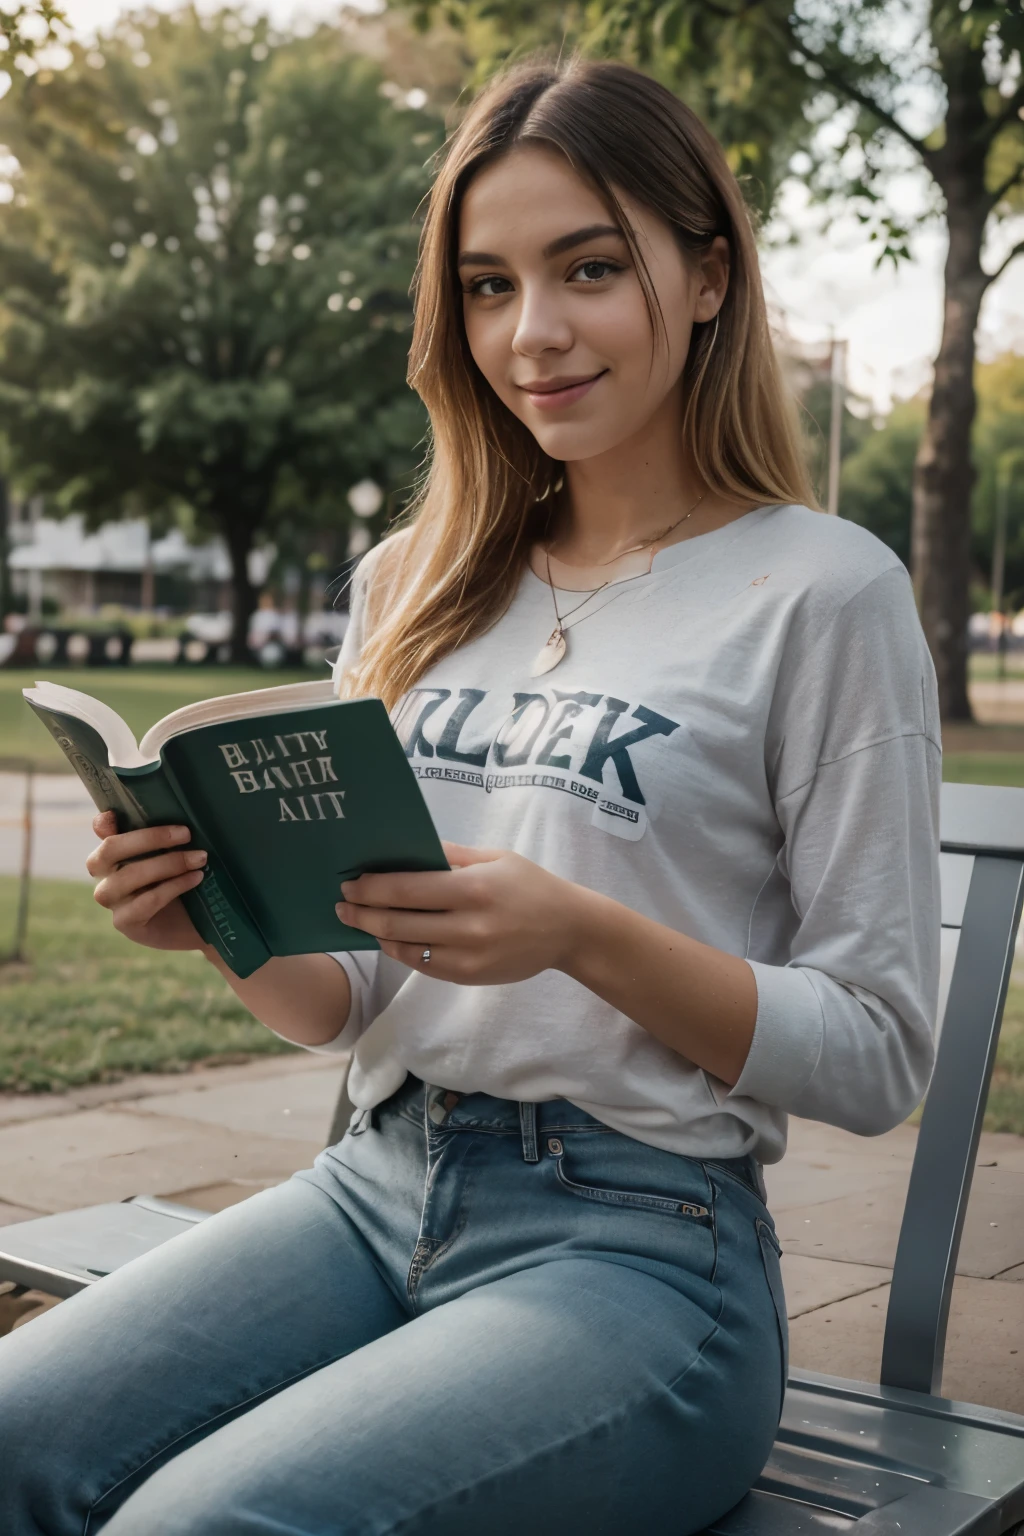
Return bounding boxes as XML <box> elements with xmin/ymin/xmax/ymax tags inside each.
<box><xmin>0</xmin><ymin>771</ymin><xmax>95</xmax><ymax>882</ymax></box>
<box><xmin>1</xmin><ymin>1053</ymin><xmax>1024</xmax><ymax>1413</ymax></box>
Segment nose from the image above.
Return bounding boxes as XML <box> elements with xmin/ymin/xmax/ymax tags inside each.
<box><xmin>512</xmin><ymin>281</ymin><xmax>573</xmax><ymax>359</ymax></box>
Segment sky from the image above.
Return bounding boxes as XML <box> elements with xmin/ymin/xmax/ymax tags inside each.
<box><xmin>40</xmin><ymin>0</ymin><xmax>1024</xmax><ymax>415</ymax></box>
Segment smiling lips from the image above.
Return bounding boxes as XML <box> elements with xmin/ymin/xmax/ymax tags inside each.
<box><xmin>519</xmin><ymin>370</ymin><xmax>607</xmax><ymax>409</ymax></box>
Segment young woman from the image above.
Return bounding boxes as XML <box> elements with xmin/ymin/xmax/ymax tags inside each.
<box><xmin>0</xmin><ymin>57</ymin><xmax>940</xmax><ymax>1536</ymax></box>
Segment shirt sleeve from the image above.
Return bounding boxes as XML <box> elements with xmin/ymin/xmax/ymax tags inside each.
<box><xmin>295</xmin><ymin>543</ymin><xmax>409</xmax><ymax>1056</ymax></box>
<box><xmin>728</xmin><ymin>563</ymin><xmax>942</xmax><ymax>1135</ymax></box>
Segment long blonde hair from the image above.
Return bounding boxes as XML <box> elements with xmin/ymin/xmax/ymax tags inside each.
<box><xmin>344</xmin><ymin>56</ymin><xmax>814</xmax><ymax>708</ymax></box>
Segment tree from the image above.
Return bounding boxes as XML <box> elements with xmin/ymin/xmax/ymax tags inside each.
<box><xmin>410</xmin><ymin>0</ymin><xmax>1024</xmax><ymax>721</ymax></box>
<box><xmin>0</xmin><ymin>3</ymin><xmax>67</xmax><ymax>78</ymax></box>
<box><xmin>0</xmin><ymin>7</ymin><xmax>443</xmax><ymax>658</ymax></box>
<box><xmin>838</xmin><ymin>397</ymin><xmax>924</xmax><ymax>569</ymax></box>
<box><xmin>969</xmin><ymin>355</ymin><xmax>1024</xmax><ymax>606</ymax></box>
<box><xmin>830</xmin><ymin>356</ymin><xmax>1024</xmax><ymax>604</ymax></box>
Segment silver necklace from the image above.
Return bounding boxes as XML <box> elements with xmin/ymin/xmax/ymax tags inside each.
<box><xmin>530</xmin><ymin>490</ymin><xmax>707</xmax><ymax>678</ymax></box>
<box><xmin>530</xmin><ymin>556</ymin><xmax>611</xmax><ymax>677</ymax></box>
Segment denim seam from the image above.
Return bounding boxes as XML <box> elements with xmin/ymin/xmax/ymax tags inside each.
<box><xmin>705</xmin><ymin>1159</ymin><xmax>769</xmax><ymax>1210</ymax></box>
<box><xmin>552</xmin><ymin>1160</ymin><xmax>714</xmax><ymax>1222</ymax></box>
<box><xmin>376</xmin><ymin>1321</ymin><xmax>723</xmax><ymax>1536</ymax></box>
<box><xmin>82</xmin><ymin>1350</ymin><xmax>353</xmax><ymax>1535</ymax></box>
<box><xmin>414</xmin><ymin>1122</ymin><xmax>615</xmax><ymax>1138</ymax></box>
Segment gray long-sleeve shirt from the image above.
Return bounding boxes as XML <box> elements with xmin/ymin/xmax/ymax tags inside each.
<box><xmin>312</xmin><ymin>503</ymin><xmax>941</xmax><ymax>1163</ymax></box>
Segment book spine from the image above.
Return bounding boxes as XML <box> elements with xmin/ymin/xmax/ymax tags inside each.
<box><xmin>144</xmin><ymin>758</ymin><xmax>272</xmax><ymax>979</ymax></box>
<box><xmin>27</xmin><ymin>702</ymin><xmax>271</xmax><ymax>978</ymax></box>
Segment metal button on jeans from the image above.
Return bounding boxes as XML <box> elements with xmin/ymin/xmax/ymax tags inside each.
<box><xmin>547</xmin><ymin>1138</ymin><xmax>563</xmax><ymax>1155</ymax></box>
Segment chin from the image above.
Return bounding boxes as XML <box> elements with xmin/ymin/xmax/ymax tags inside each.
<box><xmin>522</xmin><ymin>420</ymin><xmax>632</xmax><ymax>463</ymax></box>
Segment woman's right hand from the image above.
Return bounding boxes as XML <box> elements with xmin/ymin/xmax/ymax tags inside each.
<box><xmin>87</xmin><ymin>810</ymin><xmax>208</xmax><ymax>952</ymax></box>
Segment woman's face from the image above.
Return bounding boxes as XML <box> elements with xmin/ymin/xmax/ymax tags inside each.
<box><xmin>458</xmin><ymin>144</ymin><xmax>729</xmax><ymax>466</ymax></box>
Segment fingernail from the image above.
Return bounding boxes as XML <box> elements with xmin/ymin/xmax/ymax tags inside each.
<box><xmin>185</xmin><ymin>850</ymin><xmax>207</xmax><ymax>868</ymax></box>
<box><xmin>340</xmin><ymin>881</ymin><xmax>355</xmax><ymax>897</ymax></box>
<box><xmin>169</xmin><ymin>826</ymin><xmax>190</xmax><ymax>843</ymax></box>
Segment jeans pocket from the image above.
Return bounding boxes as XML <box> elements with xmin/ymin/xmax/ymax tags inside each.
<box><xmin>547</xmin><ymin>1137</ymin><xmax>714</xmax><ymax>1221</ymax></box>
<box><xmin>756</xmin><ymin>1217</ymin><xmax>789</xmax><ymax>1421</ymax></box>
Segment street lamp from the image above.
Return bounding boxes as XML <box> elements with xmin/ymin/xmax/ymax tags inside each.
<box><xmin>347</xmin><ymin>479</ymin><xmax>383</xmax><ymax>519</ymax></box>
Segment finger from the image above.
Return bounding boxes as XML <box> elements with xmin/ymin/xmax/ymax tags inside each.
<box><xmin>112</xmin><ymin>869</ymin><xmax>205</xmax><ymax>931</ymax></box>
<box><xmin>86</xmin><ymin>823</ymin><xmax>191</xmax><ymax>877</ymax></box>
<box><xmin>441</xmin><ymin>841</ymin><xmax>503</xmax><ymax>868</ymax></box>
<box><xmin>92</xmin><ymin>809</ymin><xmax>118</xmax><ymax>837</ymax></box>
<box><xmin>95</xmin><ymin>848</ymin><xmax>207</xmax><ymax>908</ymax></box>
<box><xmin>378</xmin><ymin>939</ymin><xmax>457</xmax><ymax>977</ymax></box>
<box><xmin>340</xmin><ymin>869</ymin><xmax>462</xmax><ymax>911</ymax></box>
<box><xmin>335</xmin><ymin>901</ymin><xmax>467</xmax><ymax>945</ymax></box>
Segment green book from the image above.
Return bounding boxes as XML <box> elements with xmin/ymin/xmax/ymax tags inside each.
<box><xmin>23</xmin><ymin>677</ymin><xmax>447</xmax><ymax>978</ymax></box>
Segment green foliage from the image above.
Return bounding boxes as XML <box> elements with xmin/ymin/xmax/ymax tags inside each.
<box><xmin>0</xmin><ymin>2</ymin><xmax>67</xmax><ymax>69</ymax></box>
<box><xmin>833</xmin><ymin>355</ymin><xmax>1024</xmax><ymax>587</ymax></box>
<box><xmin>972</xmin><ymin>355</ymin><xmax>1024</xmax><ymax>606</ymax></box>
<box><xmin>0</xmin><ymin>7</ymin><xmax>444</xmax><ymax>648</ymax></box>
<box><xmin>0</xmin><ymin>874</ymin><xmax>296</xmax><ymax>1091</ymax></box>
<box><xmin>838</xmin><ymin>397</ymin><xmax>923</xmax><ymax>567</ymax></box>
<box><xmin>797</xmin><ymin>374</ymin><xmax>873</xmax><ymax>509</ymax></box>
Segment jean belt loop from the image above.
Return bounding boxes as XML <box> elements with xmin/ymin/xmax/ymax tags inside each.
<box><xmin>752</xmin><ymin>1158</ymin><xmax>768</xmax><ymax>1205</ymax></box>
<box><xmin>519</xmin><ymin>1101</ymin><xmax>539</xmax><ymax>1163</ymax></box>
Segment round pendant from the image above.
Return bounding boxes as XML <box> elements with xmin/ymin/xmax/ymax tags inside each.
<box><xmin>530</xmin><ymin>627</ymin><xmax>567</xmax><ymax>677</ymax></box>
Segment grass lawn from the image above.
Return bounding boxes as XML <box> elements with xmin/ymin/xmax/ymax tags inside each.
<box><xmin>0</xmin><ymin>875</ymin><xmax>299</xmax><ymax>1093</ymax></box>
<box><xmin>1</xmin><ymin>665</ymin><xmax>323</xmax><ymax>772</ymax></box>
<box><xmin>4</xmin><ymin>877</ymin><xmax>1024</xmax><ymax>1137</ymax></box>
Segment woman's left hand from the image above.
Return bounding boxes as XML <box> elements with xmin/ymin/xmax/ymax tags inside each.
<box><xmin>336</xmin><ymin>842</ymin><xmax>584</xmax><ymax>984</ymax></box>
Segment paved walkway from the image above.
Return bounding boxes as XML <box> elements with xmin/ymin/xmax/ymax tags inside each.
<box><xmin>0</xmin><ymin>771</ymin><xmax>95</xmax><ymax>883</ymax></box>
<box><xmin>1</xmin><ymin>1056</ymin><xmax>1024</xmax><ymax>1413</ymax></box>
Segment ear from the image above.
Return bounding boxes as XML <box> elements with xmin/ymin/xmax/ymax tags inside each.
<box><xmin>693</xmin><ymin>235</ymin><xmax>730</xmax><ymax>324</ymax></box>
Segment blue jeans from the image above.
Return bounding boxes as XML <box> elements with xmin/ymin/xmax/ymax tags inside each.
<box><xmin>0</xmin><ymin>1074</ymin><xmax>788</xmax><ymax>1535</ymax></box>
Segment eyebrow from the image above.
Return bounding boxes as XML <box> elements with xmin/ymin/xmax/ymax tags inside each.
<box><xmin>457</xmin><ymin>223</ymin><xmax>626</xmax><ymax>269</ymax></box>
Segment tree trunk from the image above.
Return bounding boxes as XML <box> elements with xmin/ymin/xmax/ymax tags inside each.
<box><xmin>911</xmin><ymin>215</ymin><xmax>987</xmax><ymax>721</ymax></box>
<box><xmin>222</xmin><ymin>517</ymin><xmax>259</xmax><ymax>666</ymax></box>
<box><xmin>911</xmin><ymin>34</ymin><xmax>992</xmax><ymax>724</ymax></box>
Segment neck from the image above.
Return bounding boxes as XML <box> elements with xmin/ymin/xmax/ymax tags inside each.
<box><xmin>555</xmin><ymin>388</ymin><xmax>701</xmax><ymax>564</ymax></box>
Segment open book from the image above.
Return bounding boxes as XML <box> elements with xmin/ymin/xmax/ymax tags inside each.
<box><xmin>24</xmin><ymin>678</ymin><xmax>447</xmax><ymax>977</ymax></box>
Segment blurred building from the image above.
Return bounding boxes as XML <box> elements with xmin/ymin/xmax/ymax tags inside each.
<box><xmin>7</xmin><ymin>503</ymin><xmax>233</xmax><ymax>617</ymax></box>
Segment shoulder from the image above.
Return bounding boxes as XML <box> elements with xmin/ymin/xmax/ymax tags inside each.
<box><xmin>351</xmin><ymin>526</ymin><xmax>413</xmax><ymax>590</ymax></box>
<box><xmin>348</xmin><ymin>526</ymin><xmax>414</xmax><ymax>617</ymax></box>
<box><xmin>744</xmin><ymin>503</ymin><xmax>915</xmax><ymax>643</ymax></box>
<box><xmin>758</xmin><ymin>503</ymin><xmax>906</xmax><ymax>605</ymax></box>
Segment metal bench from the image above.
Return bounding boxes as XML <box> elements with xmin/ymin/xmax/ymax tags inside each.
<box><xmin>2</xmin><ymin>781</ymin><xmax>1024</xmax><ymax>1533</ymax></box>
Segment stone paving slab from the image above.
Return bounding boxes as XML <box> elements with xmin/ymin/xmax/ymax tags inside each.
<box><xmin>776</xmin><ymin>1167</ymin><xmax>1024</xmax><ymax>1278</ymax></box>
<box><xmin>0</xmin><ymin>1051</ymin><xmax>342</xmax><ymax>1128</ymax></box>
<box><xmin>0</xmin><ymin>1105</ymin><xmax>323</xmax><ymax>1212</ymax></box>
<box><xmin>780</xmin><ymin>1254</ymin><xmax>891</xmax><ymax>1318</ymax></box>
<box><xmin>124</xmin><ymin>1064</ymin><xmax>345</xmax><ymax>1144</ymax></box>
<box><xmin>0</xmin><ymin>1198</ymin><xmax>42</xmax><ymax>1226</ymax></box>
<box><xmin>762</xmin><ymin>1118</ymin><xmax>917</xmax><ymax>1215</ymax></box>
<box><xmin>163</xmin><ymin>1179</ymin><xmax>283</xmax><ymax>1212</ymax></box>
<box><xmin>789</xmin><ymin>1274</ymin><xmax>1024</xmax><ymax>1415</ymax></box>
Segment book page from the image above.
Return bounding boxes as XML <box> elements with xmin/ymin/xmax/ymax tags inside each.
<box><xmin>23</xmin><ymin>682</ymin><xmax>143</xmax><ymax>766</ymax></box>
<box><xmin>25</xmin><ymin>677</ymin><xmax>340</xmax><ymax>769</ymax></box>
<box><xmin>138</xmin><ymin>678</ymin><xmax>338</xmax><ymax>762</ymax></box>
